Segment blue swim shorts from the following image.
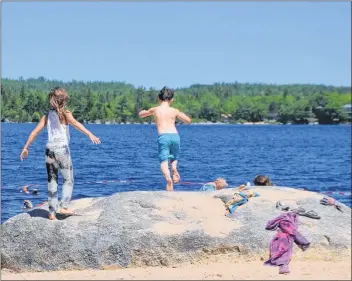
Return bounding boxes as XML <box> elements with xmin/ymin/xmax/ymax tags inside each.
<box><xmin>157</xmin><ymin>133</ymin><xmax>181</xmax><ymax>163</ymax></box>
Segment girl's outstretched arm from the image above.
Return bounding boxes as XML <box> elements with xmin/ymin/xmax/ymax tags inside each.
<box><xmin>65</xmin><ymin>111</ymin><xmax>101</xmax><ymax>144</ymax></box>
<box><xmin>20</xmin><ymin>115</ymin><xmax>47</xmax><ymax>161</ymax></box>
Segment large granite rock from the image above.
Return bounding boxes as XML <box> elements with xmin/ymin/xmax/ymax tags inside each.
<box><xmin>1</xmin><ymin>186</ymin><xmax>351</xmax><ymax>272</ymax></box>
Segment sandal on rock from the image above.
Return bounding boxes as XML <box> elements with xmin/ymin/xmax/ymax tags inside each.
<box><xmin>301</xmin><ymin>210</ymin><xmax>321</xmax><ymax>220</ymax></box>
<box><xmin>320</xmin><ymin>197</ymin><xmax>331</xmax><ymax>206</ymax></box>
<box><xmin>291</xmin><ymin>207</ymin><xmax>306</xmax><ymax>215</ymax></box>
<box><xmin>276</xmin><ymin>200</ymin><xmax>300</xmax><ymax>212</ymax></box>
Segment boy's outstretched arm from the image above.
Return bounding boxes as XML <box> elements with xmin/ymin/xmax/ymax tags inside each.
<box><xmin>176</xmin><ymin>110</ymin><xmax>192</xmax><ymax>124</ymax></box>
<box><xmin>20</xmin><ymin>115</ymin><xmax>47</xmax><ymax>160</ymax></box>
<box><xmin>139</xmin><ymin>107</ymin><xmax>156</xmax><ymax>118</ymax></box>
<box><xmin>65</xmin><ymin>111</ymin><xmax>101</xmax><ymax>144</ymax></box>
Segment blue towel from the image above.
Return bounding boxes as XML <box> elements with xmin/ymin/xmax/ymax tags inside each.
<box><xmin>227</xmin><ymin>192</ymin><xmax>248</xmax><ymax>216</ymax></box>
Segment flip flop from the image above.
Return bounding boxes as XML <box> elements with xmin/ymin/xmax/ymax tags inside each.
<box><xmin>275</xmin><ymin>201</ymin><xmax>281</xmax><ymax>209</ymax></box>
<box><xmin>276</xmin><ymin>200</ymin><xmax>300</xmax><ymax>212</ymax></box>
<box><xmin>320</xmin><ymin>197</ymin><xmax>335</xmax><ymax>205</ymax></box>
<box><xmin>292</xmin><ymin>207</ymin><xmax>320</xmax><ymax>219</ymax></box>
<box><xmin>276</xmin><ymin>202</ymin><xmax>290</xmax><ymax>211</ymax></box>
<box><xmin>291</xmin><ymin>207</ymin><xmax>306</xmax><ymax>215</ymax></box>
<box><xmin>301</xmin><ymin>210</ymin><xmax>321</xmax><ymax>220</ymax></box>
<box><xmin>320</xmin><ymin>198</ymin><xmax>330</xmax><ymax>206</ymax></box>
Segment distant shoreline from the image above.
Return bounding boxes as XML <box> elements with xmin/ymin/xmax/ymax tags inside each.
<box><xmin>1</xmin><ymin>121</ymin><xmax>351</xmax><ymax>125</ymax></box>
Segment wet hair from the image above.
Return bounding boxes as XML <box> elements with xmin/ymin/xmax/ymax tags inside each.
<box><xmin>254</xmin><ymin>175</ymin><xmax>274</xmax><ymax>186</ymax></box>
<box><xmin>158</xmin><ymin>86</ymin><xmax>174</xmax><ymax>101</ymax></box>
<box><xmin>48</xmin><ymin>87</ymin><xmax>69</xmax><ymax>121</ymax></box>
<box><xmin>215</xmin><ymin>177</ymin><xmax>228</xmax><ymax>190</ymax></box>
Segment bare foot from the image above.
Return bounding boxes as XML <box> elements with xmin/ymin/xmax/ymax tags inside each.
<box><xmin>166</xmin><ymin>178</ymin><xmax>173</xmax><ymax>191</ymax></box>
<box><xmin>172</xmin><ymin>171</ymin><xmax>180</xmax><ymax>184</ymax></box>
<box><xmin>58</xmin><ymin>208</ymin><xmax>75</xmax><ymax>215</ymax></box>
<box><xmin>48</xmin><ymin>213</ymin><xmax>56</xmax><ymax>220</ymax></box>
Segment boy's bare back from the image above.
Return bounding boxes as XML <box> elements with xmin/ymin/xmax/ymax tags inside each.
<box><xmin>153</xmin><ymin>105</ymin><xmax>180</xmax><ymax>135</ymax></box>
<box><xmin>139</xmin><ymin>105</ymin><xmax>191</xmax><ymax>135</ymax></box>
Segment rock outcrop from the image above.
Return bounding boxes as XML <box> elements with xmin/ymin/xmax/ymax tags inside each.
<box><xmin>1</xmin><ymin>186</ymin><xmax>351</xmax><ymax>272</ymax></box>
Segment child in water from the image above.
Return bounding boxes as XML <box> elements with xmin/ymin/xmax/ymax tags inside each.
<box><xmin>253</xmin><ymin>175</ymin><xmax>275</xmax><ymax>186</ymax></box>
<box><xmin>200</xmin><ymin>177</ymin><xmax>228</xmax><ymax>191</ymax></box>
<box><xmin>138</xmin><ymin>86</ymin><xmax>192</xmax><ymax>191</ymax></box>
<box><xmin>20</xmin><ymin>87</ymin><xmax>101</xmax><ymax>220</ymax></box>
<box><xmin>21</xmin><ymin>185</ymin><xmax>30</xmax><ymax>194</ymax></box>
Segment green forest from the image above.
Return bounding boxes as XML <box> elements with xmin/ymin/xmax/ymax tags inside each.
<box><xmin>1</xmin><ymin>77</ymin><xmax>351</xmax><ymax>124</ymax></box>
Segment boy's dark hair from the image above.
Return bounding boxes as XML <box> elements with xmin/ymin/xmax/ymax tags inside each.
<box><xmin>254</xmin><ymin>175</ymin><xmax>274</xmax><ymax>186</ymax></box>
<box><xmin>158</xmin><ymin>86</ymin><xmax>174</xmax><ymax>101</ymax></box>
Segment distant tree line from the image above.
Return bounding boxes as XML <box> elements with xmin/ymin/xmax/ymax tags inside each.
<box><xmin>1</xmin><ymin>77</ymin><xmax>351</xmax><ymax>124</ymax></box>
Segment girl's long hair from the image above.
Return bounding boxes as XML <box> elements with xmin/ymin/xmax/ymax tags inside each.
<box><xmin>48</xmin><ymin>87</ymin><xmax>69</xmax><ymax>122</ymax></box>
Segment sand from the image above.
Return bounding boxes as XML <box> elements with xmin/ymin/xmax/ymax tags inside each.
<box><xmin>2</xmin><ymin>260</ymin><xmax>351</xmax><ymax>280</ymax></box>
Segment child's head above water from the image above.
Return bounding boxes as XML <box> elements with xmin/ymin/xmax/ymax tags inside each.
<box><xmin>158</xmin><ymin>86</ymin><xmax>174</xmax><ymax>103</ymax></box>
<box><xmin>253</xmin><ymin>175</ymin><xmax>274</xmax><ymax>186</ymax></box>
<box><xmin>49</xmin><ymin>87</ymin><xmax>69</xmax><ymax>121</ymax></box>
<box><xmin>214</xmin><ymin>177</ymin><xmax>228</xmax><ymax>190</ymax></box>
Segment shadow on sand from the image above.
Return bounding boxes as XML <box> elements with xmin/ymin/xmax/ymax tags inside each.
<box><xmin>27</xmin><ymin>208</ymin><xmax>76</xmax><ymax>220</ymax></box>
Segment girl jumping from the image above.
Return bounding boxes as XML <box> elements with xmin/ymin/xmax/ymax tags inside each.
<box><xmin>20</xmin><ymin>87</ymin><xmax>101</xmax><ymax>220</ymax></box>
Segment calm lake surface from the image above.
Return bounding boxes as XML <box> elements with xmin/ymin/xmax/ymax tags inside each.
<box><xmin>1</xmin><ymin>123</ymin><xmax>351</xmax><ymax>223</ymax></box>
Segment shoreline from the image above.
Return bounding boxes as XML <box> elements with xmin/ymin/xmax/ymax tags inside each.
<box><xmin>2</xmin><ymin>122</ymin><xmax>351</xmax><ymax>125</ymax></box>
<box><xmin>2</xmin><ymin>260</ymin><xmax>351</xmax><ymax>280</ymax></box>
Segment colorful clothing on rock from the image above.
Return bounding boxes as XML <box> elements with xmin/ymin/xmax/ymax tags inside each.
<box><xmin>225</xmin><ymin>192</ymin><xmax>248</xmax><ymax>215</ymax></box>
<box><xmin>264</xmin><ymin>212</ymin><xmax>310</xmax><ymax>274</ymax></box>
<box><xmin>46</xmin><ymin>110</ymin><xmax>73</xmax><ymax>214</ymax></box>
<box><xmin>225</xmin><ymin>189</ymin><xmax>260</xmax><ymax>216</ymax></box>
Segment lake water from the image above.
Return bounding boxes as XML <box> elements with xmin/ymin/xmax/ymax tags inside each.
<box><xmin>1</xmin><ymin>123</ymin><xmax>351</xmax><ymax>223</ymax></box>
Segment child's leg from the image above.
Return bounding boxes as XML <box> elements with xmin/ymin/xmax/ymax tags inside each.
<box><xmin>160</xmin><ymin>161</ymin><xmax>173</xmax><ymax>191</ymax></box>
<box><xmin>171</xmin><ymin>160</ymin><xmax>180</xmax><ymax>184</ymax></box>
<box><xmin>170</xmin><ymin>135</ymin><xmax>181</xmax><ymax>184</ymax></box>
<box><xmin>57</xmin><ymin>146</ymin><xmax>74</xmax><ymax>214</ymax></box>
<box><xmin>158</xmin><ymin>135</ymin><xmax>173</xmax><ymax>191</ymax></box>
<box><xmin>45</xmin><ymin>148</ymin><xmax>59</xmax><ymax>219</ymax></box>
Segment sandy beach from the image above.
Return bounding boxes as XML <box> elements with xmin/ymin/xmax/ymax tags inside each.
<box><xmin>2</xmin><ymin>260</ymin><xmax>351</xmax><ymax>280</ymax></box>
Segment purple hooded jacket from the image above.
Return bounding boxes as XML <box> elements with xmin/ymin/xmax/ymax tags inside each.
<box><xmin>264</xmin><ymin>212</ymin><xmax>310</xmax><ymax>274</ymax></box>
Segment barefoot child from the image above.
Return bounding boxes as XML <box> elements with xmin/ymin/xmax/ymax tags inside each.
<box><xmin>200</xmin><ymin>178</ymin><xmax>228</xmax><ymax>191</ymax></box>
<box><xmin>138</xmin><ymin>86</ymin><xmax>191</xmax><ymax>191</ymax></box>
<box><xmin>20</xmin><ymin>87</ymin><xmax>101</xmax><ymax>220</ymax></box>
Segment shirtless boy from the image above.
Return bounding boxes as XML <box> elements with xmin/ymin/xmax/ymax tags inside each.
<box><xmin>139</xmin><ymin>86</ymin><xmax>191</xmax><ymax>191</ymax></box>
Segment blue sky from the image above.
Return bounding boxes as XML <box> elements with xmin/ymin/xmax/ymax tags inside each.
<box><xmin>2</xmin><ymin>2</ymin><xmax>351</xmax><ymax>88</ymax></box>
